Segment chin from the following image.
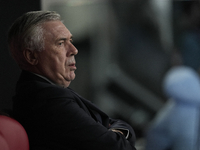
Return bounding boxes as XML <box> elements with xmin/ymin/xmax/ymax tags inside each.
<box><xmin>69</xmin><ymin>73</ymin><xmax>76</xmax><ymax>80</ymax></box>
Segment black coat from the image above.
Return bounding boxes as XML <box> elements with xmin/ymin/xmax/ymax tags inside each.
<box><xmin>13</xmin><ymin>70</ymin><xmax>136</xmax><ymax>150</ymax></box>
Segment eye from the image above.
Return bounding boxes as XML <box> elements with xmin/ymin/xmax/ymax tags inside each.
<box><xmin>58</xmin><ymin>41</ymin><xmax>64</xmax><ymax>46</ymax></box>
<box><xmin>70</xmin><ymin>38</ymin><xmax>73</xmax><ymax>43</ymax></box>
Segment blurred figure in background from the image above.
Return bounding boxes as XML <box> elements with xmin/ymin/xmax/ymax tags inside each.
<box><xmin>145</xmin><ymin>66</ymin><xmax>200</xmax><ymax>150</ymax></box>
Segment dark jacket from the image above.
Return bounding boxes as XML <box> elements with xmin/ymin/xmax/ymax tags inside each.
<box><xmin>13</xmin><ymin>70</ymin><xmax>136</xmax><ymax>150</ymax></box>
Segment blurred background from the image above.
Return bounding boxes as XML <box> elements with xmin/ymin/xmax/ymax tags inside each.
<box><xmin>1</xmin><ymin>0</ymin><xmax>200</xmax><ymax>149</ymax></box>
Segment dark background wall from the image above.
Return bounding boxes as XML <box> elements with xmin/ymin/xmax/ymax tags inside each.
<box><xmin>0</xmin><ymin>0</ymin><xmax>41</xmax><ymax>113</ymax></box>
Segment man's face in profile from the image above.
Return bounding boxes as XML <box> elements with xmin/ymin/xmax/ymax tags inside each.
<box><xmin>35</xmin><ymin>20</ymin><xmax>78</xmax><ymax>88</ymax></box>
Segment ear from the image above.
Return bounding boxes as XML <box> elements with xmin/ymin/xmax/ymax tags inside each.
<box><xmin>23</xmin><ymin>49</ymin><xmax>38</xmax><ymax>65</ymax></box>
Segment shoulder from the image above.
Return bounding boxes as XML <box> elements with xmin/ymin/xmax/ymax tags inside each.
<box><xmin>18</xmin><ymin>80</ymin><xmax>73</xmax><ymax>99</ymax></box>
<box><xmin>15</xmin><ymin>71</ymin><xmax>75</xmax><ymax>101</ymax></box>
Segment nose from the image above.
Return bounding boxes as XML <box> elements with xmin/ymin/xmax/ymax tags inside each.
<box><xmin>69</xmin><ymin>43</ymin><xmax>78</xmax><ymax>56</ymax></box>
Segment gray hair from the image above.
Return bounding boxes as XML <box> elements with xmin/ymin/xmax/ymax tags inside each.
<box><xmin>7</xmin><ymin>11</ymin><xmax>61</xmax><ymax>68</ymax></box>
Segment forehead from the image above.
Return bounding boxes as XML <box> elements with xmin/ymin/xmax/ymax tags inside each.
<box><xmin>42</xmin><ymin>21</ymin><xmax>72</xmax><ymax>39</ymax></box>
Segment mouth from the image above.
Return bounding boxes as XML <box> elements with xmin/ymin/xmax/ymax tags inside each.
<box><xmin>69</xmin><ymin>63</ymin><xmax>77</xmax><ymax>70</ymax></box>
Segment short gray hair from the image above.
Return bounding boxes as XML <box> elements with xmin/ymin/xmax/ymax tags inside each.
<box><xmin>7</xmin><ymin>11</ymin><xmax>61</xmax><ymax>68</ymax></box>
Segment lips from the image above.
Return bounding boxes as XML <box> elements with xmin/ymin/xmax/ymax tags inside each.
<box><xmin>69</xmin><ymin>62</ymin><xmax>75</xmax><ymax>66</ymax></box>
<box><xmin>69</xmin><ymin>63</ymin><xmax>76</xmax><ymax>70</ymax></box>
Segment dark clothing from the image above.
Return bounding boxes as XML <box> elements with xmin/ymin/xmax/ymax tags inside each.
<box><xmin>12</xmin><ymin>70</ymin><xmax>136</xmax><ymax>150</ymax></box>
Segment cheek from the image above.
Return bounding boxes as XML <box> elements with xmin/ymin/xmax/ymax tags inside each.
<box><xmin>51</xmin><ymin>52</ymin><xmax>66</xmax><ymax>66</ymax></box>
<box><xmin>56</xmin><ymin>50</ymin><xmax>67</xmax><ymax>63</ymax></box>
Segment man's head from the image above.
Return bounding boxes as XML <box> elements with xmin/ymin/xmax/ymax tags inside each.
<box><xmin>8</xmin><ymin>11</ymin><xmax>78</xmax><ymax>87</ymax></box>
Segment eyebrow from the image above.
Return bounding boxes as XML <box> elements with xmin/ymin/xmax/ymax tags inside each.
<box><xmin>57</xmin><ymin>38</ymin><xmax>67</xmax><ymax>41</ymax></box>
<box><xmin>56</xmin><ymin>34</ymin><xmax>73</xmax><ymax>43</ymax></box>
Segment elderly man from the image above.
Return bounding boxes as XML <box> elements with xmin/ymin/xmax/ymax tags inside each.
<box><xmin>7</xmin><ymin>11</ymin><xmax>136</xmax><ymax>150</ymax></box>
